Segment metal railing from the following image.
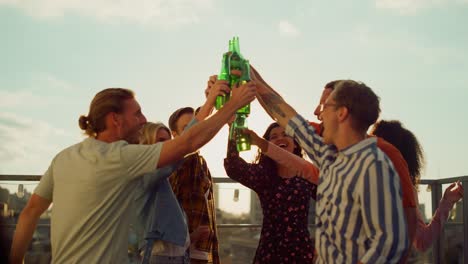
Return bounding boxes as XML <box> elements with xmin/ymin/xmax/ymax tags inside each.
<box><xmin>1</xmin><ymin>174</ymin><xmax>467</xmax><ymax>263</ymax></box>
<box><xmin>420</xmin><ymin>176</ymin><xmax>468</xmax><ymax>264</ymax></box>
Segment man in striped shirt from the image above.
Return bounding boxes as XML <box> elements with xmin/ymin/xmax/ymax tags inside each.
<box><xmin>253</xmin><ymin>72</ymin><xmax>409</xmax><ymax>263</ymax></box>
<box><xmin>312</xmin><ymin>80</ymin><xmax>417</xmax><ymax>263</ymax></box>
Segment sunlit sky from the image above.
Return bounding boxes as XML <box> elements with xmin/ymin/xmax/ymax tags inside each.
<box><xmin>1</xmin><ymin>0</ymin><xmax>467</xmax><ymax>215</ymax></box>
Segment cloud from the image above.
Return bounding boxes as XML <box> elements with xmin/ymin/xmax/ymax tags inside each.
<box><xmin>35</xmin><ymin>72</ymin><xmax>76</xmax><ymax>91</ymax></box>
<box><xmin>0</xmin><ymin>73</ymin><xmax>83</xmax><ymax>174</ymax></box>
<box><xmin>345</xmin><ymin>25</ymin><xmax>466</xmax><ymax>66</ymax></box>
<box><xmin>0</xmin><ymin>90</ymin><xmax>44</xmax><ymax>108</ymax></box>
<box><xmin>0</xmin><ymin>73</ymin><xmax>76</xmax><ymax>108</ymax></box>
<box><xmin>278</xmin><ymin>20</ymin><xmax>301</xmax><ymax>37</ymax></box>
<box><xmin>375</xmin><ymin>0</ymin><xmax>468</xmax><ymax>14</ymax></box>
<box><xmin>0</xmin><ymin>0</ymin><xmax>214</xmax><ymax>28</ymax></box>
<box><xmin>0</xmin><ymin>112</ymin><xmax>75</xmax><ymax>174</ymax></box>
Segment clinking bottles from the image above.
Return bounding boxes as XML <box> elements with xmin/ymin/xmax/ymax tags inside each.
<box><xmin>215</xmin><ymin>37</ymin><xmax>246</xmax><ymax>110</ymax></box>
<box><xmin>215</xmin><ymin>36</ymin><xmax>252</xmax><ymax>152</ymax></box>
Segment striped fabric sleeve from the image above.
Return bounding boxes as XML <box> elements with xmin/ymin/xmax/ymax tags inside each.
<box><xmin>360</xmin><ymin>157</ymin><xmax>409</xmax><ymax>263</ymax></box>
<box><xmin>285</xmin><ymin>114</ymin><xmax>331</xmax><ymax>168</ymax></box>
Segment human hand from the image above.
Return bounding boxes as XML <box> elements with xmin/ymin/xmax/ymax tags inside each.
<box><xmin>242</xmin><ymin>129</ymin><xmax>261</xmax><ymax>146</ymax></box>
<box><xmin>206</xmin><ymin>79</ymin><xmax>230</xmax><ymax>105</ymax></box>
<box><xmin>228</xmin><ymin>81</ymin><xmax>256</xmax><ymax>109</ymax></box>
<box><xmin>204</xmin><ymin>75</ymin><xmax>218</xmax><ymax>98</ymax></box>
<box><xmin>443</xmin><ymin>181</ymin><xmax>464</xmax><ymax>204</ymax></box>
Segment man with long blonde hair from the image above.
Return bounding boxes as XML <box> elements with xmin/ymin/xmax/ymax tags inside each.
<box><xmin>10</xmin><ymin>80</ymin><xmax>256</xmax><ymax>263</ymax></box>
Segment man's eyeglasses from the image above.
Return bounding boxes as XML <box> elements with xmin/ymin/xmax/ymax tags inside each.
<box><xmin>319</xmin><ymin>103</ymin><xmax>338</xmax><ymax>112</ymax></box>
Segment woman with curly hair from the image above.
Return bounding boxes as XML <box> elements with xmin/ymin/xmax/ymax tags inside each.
<box><xmin>371</xmin><ymin>120</ymin><xmax>463</xmax><ymax>252</ymax></box>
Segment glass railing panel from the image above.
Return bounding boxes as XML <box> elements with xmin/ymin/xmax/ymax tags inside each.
<box><xmin>1</xmin><ymin>176</ymin><xmax>466</xmax><ymax>263</ymax></box>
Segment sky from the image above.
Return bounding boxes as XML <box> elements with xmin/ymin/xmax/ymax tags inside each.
<box><xmin>1</xmin><ymin>0</ymin><xmax>468</xmax><ymax>215</ymax></box>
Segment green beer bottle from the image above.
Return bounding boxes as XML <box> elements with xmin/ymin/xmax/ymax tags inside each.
<box><xmin>215</xmin><ymin>52</ymin><xmax>231</xmax><ymax>110</ymax></box>
<box><xmin>229</xmin><ymin>37</ymin><xmax>243</xmax><ymax>88</ymax></box>
<box><xmin>229</xmin><ymin>39</ymin><xmax>234</xmax><ymax>52</ymax></box>
<box><xmin>230</xmin><ymin>56</ymin><xmax>242</xmax><ymax>88</ymax></box>
<box><xmin>234</xmin><ymin>114</ymin><xmax>251</xmax><ymax>152</ymax></box>
<box><xmin>232</xmin><ymin>36</ymin><xmax>244</xmax><ymax>60</ymax></box>
<box><xmin>236</xmin><ymin>60</ymin><xmax>251</xmax><ymax>115</ymax></box>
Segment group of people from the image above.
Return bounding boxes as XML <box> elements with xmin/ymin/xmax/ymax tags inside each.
<box><xmin>8</xmin><ymin>65</ymin><xmax>463</xmax><ymax>264</ymax></box>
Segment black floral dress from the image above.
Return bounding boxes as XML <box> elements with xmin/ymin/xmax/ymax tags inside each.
<box><xmin>224</xmin><ymin>142</ymin><xmax>317</xmax><ymax>264</ymax></box>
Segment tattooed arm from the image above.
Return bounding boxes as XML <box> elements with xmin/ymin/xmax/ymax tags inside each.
<box><xmin>250</xmin><ymin>65</ymin><xmax>333</xmax><ymax>168</ymax></box>
<box><xmin>250</xmin><ymin>65</ymin><xmax>298</xmax><ymax>128</ymax></box>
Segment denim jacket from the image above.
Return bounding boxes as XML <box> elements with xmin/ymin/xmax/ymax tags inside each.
<box><xmin>134</xmin><ymin>162</ymin><xmax>187</xmax><ymax>251</ymax></box>
<box><xmin>134</xmin><ymin>118</ymin><xmax>198</xmax><ymax>251</ymax></box>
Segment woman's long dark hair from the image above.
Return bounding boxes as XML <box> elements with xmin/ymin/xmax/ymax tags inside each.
<box><xmin>371</xmin><ymin>120</ymin><xmax>425</xmax><ymax>187</ymax></box>
<box><xmin>254</xmin><ymin>122</ymin><xmax>303</xmax><ymax>175</ymax></box>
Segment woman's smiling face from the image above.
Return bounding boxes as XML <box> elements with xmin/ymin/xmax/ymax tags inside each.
<box><xmin>268</xmin><ymin>126</ymin><xmax>296</xmax><ymax>153</ymax></box>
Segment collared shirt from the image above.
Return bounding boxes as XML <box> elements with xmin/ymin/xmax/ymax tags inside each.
<box><xmin>310</xmin><ymin>122</ymin><xmax>416</xmax><ymax>208</ymax></box>
<box><xmin>169</xmin><ymin>152</ymin><xmax>220</xmax><ymax>263</ymax></box>
<box><xmin>286</xmin><ymin>115</ymin><xmax>408</xmax><ymax>264</ymax></box>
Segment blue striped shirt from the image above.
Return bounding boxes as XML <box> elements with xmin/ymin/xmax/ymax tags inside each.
<box><xmin>285</xmin><ymin>115</ymin><xmax>408</xmax><ymax>263</ymax></box>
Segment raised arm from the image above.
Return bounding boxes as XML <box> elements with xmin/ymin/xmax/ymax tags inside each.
<box><xmin>250</xmin><ymin>66</ymin><xmax>331</xmax><ymax>168</ymax></box>
<box><xmin>413</xmin><ymin>181</ymin><xmax>463</xmax><ymax>251</ymax></box>
<box><xmin>195</xmin><ymin>75</ymin><xmax>228</xmax><ymax>121</ymax></box>
<box><xmin>157</xmin><ymin>80</ymin><xmax>256</xmax><ymax>168</ymax></box>
<box><xmin>265</xmin><ymin>142</ymin><xmax>319</xmax><ymax>185</ymax></box>
<box><xmin>250</xmin><ymin>66</ymin><xmax>298</xmax><ymax>128</ymax></box>
<box><xmin>245</xmin><ymin>128</ymin><xmax>319</xmax><ymax>185</ymax></box>
<box><xmin>224</xmin><ymin>137</ymin><xmax>271</xmax><ymax>192</ymax></box>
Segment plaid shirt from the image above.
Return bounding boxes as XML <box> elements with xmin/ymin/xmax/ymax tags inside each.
<box><xmin>169</xmin><ymin>152</ymin><xmax>219</xmax><ymax>263</ymax></box>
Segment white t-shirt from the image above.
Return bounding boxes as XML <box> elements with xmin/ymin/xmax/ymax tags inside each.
<box><xmin>34</xmin><ymin>138</ymin><xmax>162</xmax><ymax>263</ymax></box>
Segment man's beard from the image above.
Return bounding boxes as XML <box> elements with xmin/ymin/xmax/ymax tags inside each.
<box><xmin>124</xmin><ymin>130</ymin><xmax>140</xmax><ymax>144</ymax></box>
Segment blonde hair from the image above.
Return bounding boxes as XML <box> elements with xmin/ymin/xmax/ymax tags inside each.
<box><xmin>139</xmin><ymin>122</ymin><xmax>171</xmax><ymax>145</ymax></box>
<box><xmin>79</xmin><ymin>88</ymin><xmax>135</xmax><ymax>137</ymax></box>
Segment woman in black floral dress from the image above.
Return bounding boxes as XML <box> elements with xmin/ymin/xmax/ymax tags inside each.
<box><xmin>224</xmin><ymin>122</ymin><xmax>317</xmax><ymax>264</ymax></box>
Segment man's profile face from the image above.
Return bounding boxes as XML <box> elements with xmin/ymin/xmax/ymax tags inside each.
<box><xmin>172</xmin><ymin>112</ymin><xmax>194</xmax><ymax>137</ymax></box>
<box><xmin>320</xmin><ymin>92</ymin><xmax>339</xmax><ymax>145</ymax></box>
<box><xmin>120</xmin><ymin>98</ymin><xmax>147</xmax><ymax>144</ymax></box>
<box><xmin>314</xmin><ymin>88</ymin><xmax>333</xmax><ymax>121</ymax></box>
